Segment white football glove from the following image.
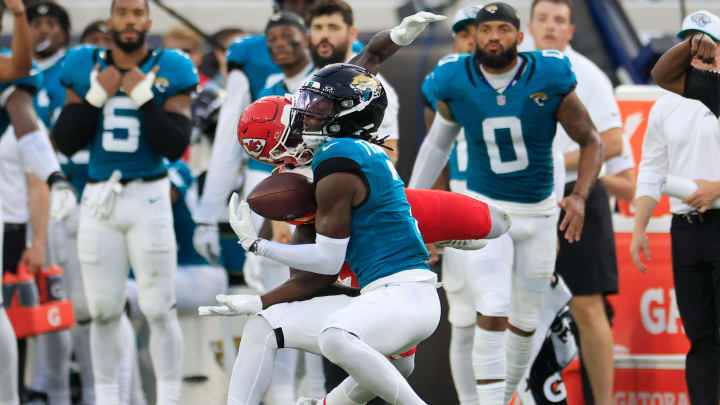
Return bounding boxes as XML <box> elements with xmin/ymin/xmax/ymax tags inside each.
<box><xmin>390</xmin><ymin>11</ymin><xmax>447</xmax><ymax>46</ymax></box>
<box><xmin>228</xmin><ymin>192</ymin><xmax>261</xmax><ymax>252</ymax></box>
<box><xmin>49</xmin><ymin>179</ymin><xmax>78</xmax><ymax>221</ymax></box>
<box><xmin>198</xmin><ymin>294</ymin><xmax>263</xmax><ymax>317</ymax></box>
<box><xmin>86</xmin><ymin>169</ymin><xmax>123</xmax><ymax>219</ymax></box>
<box><xmin>193</xmin><ymin>223</ymin><xmax>220</xmax><ymax>264</ymax></box>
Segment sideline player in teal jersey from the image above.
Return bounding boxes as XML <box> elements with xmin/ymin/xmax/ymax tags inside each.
<box><xmin>410</xmin><ymin>3</ymin><xmax>603</xmax><ymax>403</ymax></box>
<box><xmin>51</xmin><ymin>0</ymin><xmax>197</xmax><ymax>404</ymax></box>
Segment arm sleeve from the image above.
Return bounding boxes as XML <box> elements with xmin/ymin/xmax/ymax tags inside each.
<box><xmin>194</xmin><ymin>69</ymin><xmax>251</xmax><ymax>224</ymax></box>
<box><xmin>683</xmin><ymin>67</ymin><xmax>720</xmax><ymax>117</ymax></box>
<box><xmin>256</xmin><ymin>233</ymin><xmax>349</xmax><ymax>275</ymax></box>
<box><xmin>52</xmin><ymin>102</ymin><xmax>101</xmax><ymax>157</ymax></box>
<box><xmin>408</xmin><ymin>113</ymin><xmax>461</xmax><ymax>189</ymax></box>
<box><xmin>138</xmin><ymin>100</ymin><xmax>192</xmax><ymax>161</ymax></box>
<box><xmin>635</xmin><ymin>101</ymin><xmax>668</xmax><ymax>202</ymax></box>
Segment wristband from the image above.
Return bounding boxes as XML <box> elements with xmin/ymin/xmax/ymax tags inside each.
<box><xmin>129</xmin><ymin>71</ymin><xmax>156</xmax><ymax>106</ymax></box>
<box><xmin>46</xmin><ymin>171</ymin><xmax>67</xmax><ymax>187</ymax></box>
<box><xmin>85</xmin><ymin>70</ymin><xmax>108</xmax><ymax>108</ymax></box>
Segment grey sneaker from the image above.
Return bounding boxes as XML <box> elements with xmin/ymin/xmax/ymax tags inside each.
<box><xmin>435</xmin><ymin>239</ymin><xmax>489</xmax><ymax>250</ymax></box>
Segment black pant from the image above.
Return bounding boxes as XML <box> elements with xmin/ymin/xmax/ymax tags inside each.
<box><xmin>671</xmin><ymin>211</ymin><xmax>720</xmax><ymax>405</ymax></box>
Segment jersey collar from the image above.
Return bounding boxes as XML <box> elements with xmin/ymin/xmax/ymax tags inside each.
<box><xmin>99</xmin><ymin>48</ymin><xmax>160</xmax><ymax>72</ymax></box>
<box><xmin>37</xmin><ymin>48</ymin><xmax>66</xmax><ymax>72</ymax></box>
<box><xmin>472</xmin><ymin>53</ymin><xmax>528</xmax><ymax>95</ymax></box>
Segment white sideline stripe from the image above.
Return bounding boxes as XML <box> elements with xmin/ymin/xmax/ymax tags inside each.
<box><xmin>614</xmin><ymin>354</ymin><xmax>685</xmax><ymax>370</ymax></box>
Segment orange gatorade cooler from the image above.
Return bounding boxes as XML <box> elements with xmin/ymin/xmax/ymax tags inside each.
<box><xmin>5</xmin><ymin>265</ymin><xmax>75</xmax><ymax>338</ymax></box>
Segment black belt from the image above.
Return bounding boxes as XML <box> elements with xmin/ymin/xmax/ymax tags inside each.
<box><xmin>673</xmin><ymin>209</ymin><xmax>720</xmax><ymax>224</ymax></box>
<box><xmin>87</xmin><ymin>171</ymin><xmax>167</xmax><ymax>185</ymax></box>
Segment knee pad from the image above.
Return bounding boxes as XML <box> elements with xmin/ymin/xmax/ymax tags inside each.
<box><xmin>472</xmin><ymin>328</ymin><xmax>506</xmax><ymax>380</ymax></box>
<box><xmin>509</xmin><ymin>281</ymin><xmax>549</xmax><ymax>332</ymax></box>
<box><xmin>391</xmin><ymin>355</ymin><xmax>415</xmax><ymax>378</ymax></box>
<box><xmin>447</xmin><ymin>293</ymin><xmax>476</xmax><ymax>328</ymax></box>
<box><xmin>318</xmin><ymin>328</ymin><xmax>354</xmax><ymax>364</ymax></box>
<box><xmin>243</xmin><ymin>315</ymin><xmax>279</xmax><ymax>349</ymax></box>
<box><xmin>87</xmin><ymin>297</ymin><xmax>125</xmax><ymax>324</ymax></box>
<box><xmin>137</xmin><ymin>285</ymin><xmax>176</xmax><ymax>320</ymax></box>
<box><xmin>472</xmin><ymin>266</ymin><xmax>511</xmax><ymax>317</ymax></box>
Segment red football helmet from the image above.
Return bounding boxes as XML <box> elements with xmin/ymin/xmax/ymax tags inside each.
<box><xmin>237</xmin><ymin>95</ymin><xmax>313</xmax><ymax>166</ymax></box>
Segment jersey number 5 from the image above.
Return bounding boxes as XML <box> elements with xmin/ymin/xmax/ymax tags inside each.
<box><xmin>482</xmin><ymin>116</ymin><xmax>529</xmax><ymax>174</ymax></box>
<box><xmin>102</xmin><ymin>97</ymin><xmax>141</xmax><ymax>153</ymax></box>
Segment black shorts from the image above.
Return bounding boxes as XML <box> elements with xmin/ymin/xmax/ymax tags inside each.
<box><xmin>556</xmin><ymin>181</ymin><xmax>618</xmax><ymax>296</ymax></box>
<box><xmin>3</xmin><ymin>223</ymin><xmax>27</xmax><ymax>274</ymax></box>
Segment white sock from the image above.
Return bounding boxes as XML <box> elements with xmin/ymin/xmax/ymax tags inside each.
<box><xmin>318</xmin><ymin>328</ymin><xmax>426</xmax><ymax>405</ymax></box>
<box><xmin>0</xmin><ymin>308</ymin><xmax>19</xmax><ymax>405</ymax></box>
<box><xmin>449</xmin><ymin>326</ymin><xmax>478</xmax><ymax>405</ymax></box>
<box><xmin>118</xmin><ymin>314</ymin><xmax>139</xmax><ymax>405</ymax></box>
<box><xmin>91</xmin><ymin>316</ymin><xmax>124</xmax><ymax>405</ymax></box>
<box><xmin>227</xmin><ymin>316</ymin><xmax>278</xmax><ymax>405</ymax></box>
<box><xmin>476</xmin><ymin>382</ymin><xmax>505</xmax><ymax>405</ymax></box>
<box><xmin>72</xmin><ymin>322</ymin><xmax>95</xmax><ymax>405</ymax></box>
<box><xmin>146</xmin><ymin>309</ymin><xmax>183</xmax><ymax>405</ymax></box>
<box><xmin>269</xmin><ymin>348</ymin><xmax>297</xmax><ymax>404</ymax></box>
<box><xmin>473</xmin><ymin>327</ymin><xmax>506</xmax><ymax>405</ymax></box>
<box><xmin>504</xmin><ymin>329</ymin><xmax>533</xmax><ymax>404</ymax></box>
<box><xmin>303</xmin><ymin>352</ymin><xmax>327</xmax><ymax>399</ymax></box>
<box><xmin>38</xmin><ymin>330</ymin><xmax>73</xmax><ymax>405</ymax></box>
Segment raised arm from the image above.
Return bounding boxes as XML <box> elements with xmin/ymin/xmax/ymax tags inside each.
<box><xmin>349</xmin><ymin>12</ymin><xmax>445</xmax><ymax>75</ymax></box>
<box><xmin>651</xmin><ymin>33</ymin><xmax>718</xmax><ymax>98</ymax></box>
<box><xmin>408</xmin><ymin>100</ymin><xmax>461</xmax><ymax>189</ymax></box>
<box><xmin>556</xmin><ymin>90</ymin><xmax>603</xmax><ymax>242</ymax></box>
<box><xmin>0</xmin><ymin>0</ymin><xmax>32</xmax><ymax>82</ymax></box>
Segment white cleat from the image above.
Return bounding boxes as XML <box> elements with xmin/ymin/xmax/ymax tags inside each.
<box><xmin>295</xmin><ymin>397</ymin><xmax>322</xmax><ymax>405</ymax></box>
<box><xmin>435</xmin><ymin>239</ymin><xmax>489</xmax><ymax>250</ymax></box>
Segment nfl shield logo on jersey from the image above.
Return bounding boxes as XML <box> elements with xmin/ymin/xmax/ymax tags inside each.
<box><xmin>242</xmin><ymin>138</ymin><xmax>267</xmax><ymax>158</ymax></box>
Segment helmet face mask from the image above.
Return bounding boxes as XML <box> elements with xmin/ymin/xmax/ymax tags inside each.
<box><xmin>287</xmin><ymin>63</ymin><xmax>389</xmax><ymax>157</ymax></box>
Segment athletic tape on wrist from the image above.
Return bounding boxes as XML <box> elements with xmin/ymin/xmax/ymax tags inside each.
<box><xmin>85</xmin><ymin>70</ymin><xmax>108</xmax><ymax>108</ymax></box>
<box><xmin>129</xmin><ymin>71</ymin><xmax>156</xmax><ymax>106</ymax></box>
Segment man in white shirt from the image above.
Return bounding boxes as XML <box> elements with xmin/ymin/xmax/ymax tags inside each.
<box><xmin>632</xmin><ymin>11</ymin><xmax>720</xmax><ymax>404</ymax></box>
<box><xmin>528</xmin><ymin>1</ymin><xmax>624</xmax><ymax>403</ymax></box>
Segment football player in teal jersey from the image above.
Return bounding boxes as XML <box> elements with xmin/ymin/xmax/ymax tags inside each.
<box><xmin>410</xmin><ymin>3</ymin><xmax>603</xmax><ymax>403</ymax></box>
<box><xmin>51</xmin><ymin>0</ymin><xmax>197</xmax><ymax>404</ymax></box>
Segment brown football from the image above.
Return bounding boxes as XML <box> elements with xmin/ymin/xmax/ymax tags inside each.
<box><xmin>247</xmin><ymin>172</ymin><xmax>316</xmax><ymax>221</ymax></box>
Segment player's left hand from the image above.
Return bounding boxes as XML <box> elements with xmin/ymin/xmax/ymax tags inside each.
<box><xmin>390</xmin><ymin>11</ymin><xmax>446</xmax><ymax>45</ymax></box>
<box><xmin>690</xmin><ymin>33</ymin><xmax>717</xmax><ymax>65</ymax></box>
<box><xmin>50</xmin><ymin>179</ymin><xmax>78</xmax><ymax>221</ymax></box>
<box><xmin>271</xmin><ymin>220</ymin><xmax>293</xmax><ymax>244</ymax></box>
<box><xmin>19</xmin><ymin>244</ymin><xmax>45</xmax><ymax>274</ymax></box>
<box><xmin>558</xmin><ymin>193</ymin><xmax>585</xmax><ymax>243</ymax></box>
<box><xmin>228</xmin><ymin>192</ymin><xmax>261</xmax><ymax>252</ymax></box>
<box><xmin>198</xmin><ymin>294</ymin><xmax>263</xmax><ymax>316</ymax></box>
<box><xmin>683</xmin><ymin>179</ymin><xmax>720</xmax><ymax>213</ymax></box>
<box><xmin>122</xmin><ymin>66</ymin><xmax>158</xmax><ymax>106</ymax></box>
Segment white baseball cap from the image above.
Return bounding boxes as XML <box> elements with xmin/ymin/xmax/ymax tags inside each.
<box><xmin>678</xmin><ymin>10</ymin><xmax>720</xmax><ymax>41</ymax></box>
<box><xmin>452</xmin><ymin>4</ymin><xmax>483</xmax><ymax>34</ymax></box>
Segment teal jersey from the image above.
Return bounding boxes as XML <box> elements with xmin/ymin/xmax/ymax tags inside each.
<box><xmin>428</xmin><ymin>51</ymin><xmax>576</xmax><ymax>203</ymax></box>
<box><xmin>60</xmin><ymin>46</ymin><xmax>199</xmax><ymax>181</ymax></box>
<box><xmin>421</xmin><ymin>68</ymin><xmax>466</xmax><ymax>182</ymax></box>
<box><xmin>0</xmin><ymin>50</ymin><xmax>42</xmax><ymax>138</ymax></box>
<box><xmin>35</xmin><ymin>50</ymin><xmax>66</xmax><ymax>129</ymax></box>
<box><xmin>167</xmin><ymin>161</ymin><xmax>208</xmax><ymax>266</ymax></box>
<box><xmin>311</xmin><ymin>138</ymin><xmax>429</xmax><ymax>289</ymax></box>
<box><xmin>228</xmin><ymin>35</ymin><xmax>364</xmax><ymax>102</ymax></box>
<box><xmin>226</xmin><ymin>36</ymin><xmax>282</xmax><ymax>101</ymax></box>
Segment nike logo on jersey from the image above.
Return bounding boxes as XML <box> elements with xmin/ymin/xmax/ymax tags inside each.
<box><xmin>149</xmin><ymin>197</ymin><xmax>162</xmax><ymax>204</ymax></box>
<box><xmin>322</xmin><ymin>142</ymin><xmax>338</xmax><ymax>152</ymax></box>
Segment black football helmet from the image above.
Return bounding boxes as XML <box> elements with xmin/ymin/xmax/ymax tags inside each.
<box><xmin>287</xmin><ymin>63</ymin><xmax>388</xmax><ymax>153</ymax></box>
<box><xmin>192</xmin><ymin>86</ymin><xmax>225</xmax><ymax>142</ymax></box>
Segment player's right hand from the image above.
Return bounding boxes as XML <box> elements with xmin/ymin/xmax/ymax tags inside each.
<box><xmin>229</xmin><ymin>193</ymin><xmax>261</xmax><ymax>252</ymax></box>
<box><xmin>193</xmin><ymin>223</ymin><xmax>220</xmax><ymax>264</ymax></box>
<box><xmin>198</xmin><ymin>294</ymin><xmax>263</xmax><ymax>316</ymax></box>
<box><xmin>50</xmin><ymin>179</ymin><xmax>78</xmax><ymax>221</ymax></box>
<box><xmin>271</xmin><ymin>220</ymin><xmax>293</xmax><ymax>244</ymax></box>
<box><xmin>690</xmin><ymin>33</ymin><xmax>717</xmax><ymax>65</ymax></box>
<box><xmin>630</xmin><ymin>231</ymin><xmax>651</xmax><ymax>273</ymax></box>
<box><xmin>96</xmin><ymin>64</ymin><xmax>122</xmax><ymax>97</ymax></box>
